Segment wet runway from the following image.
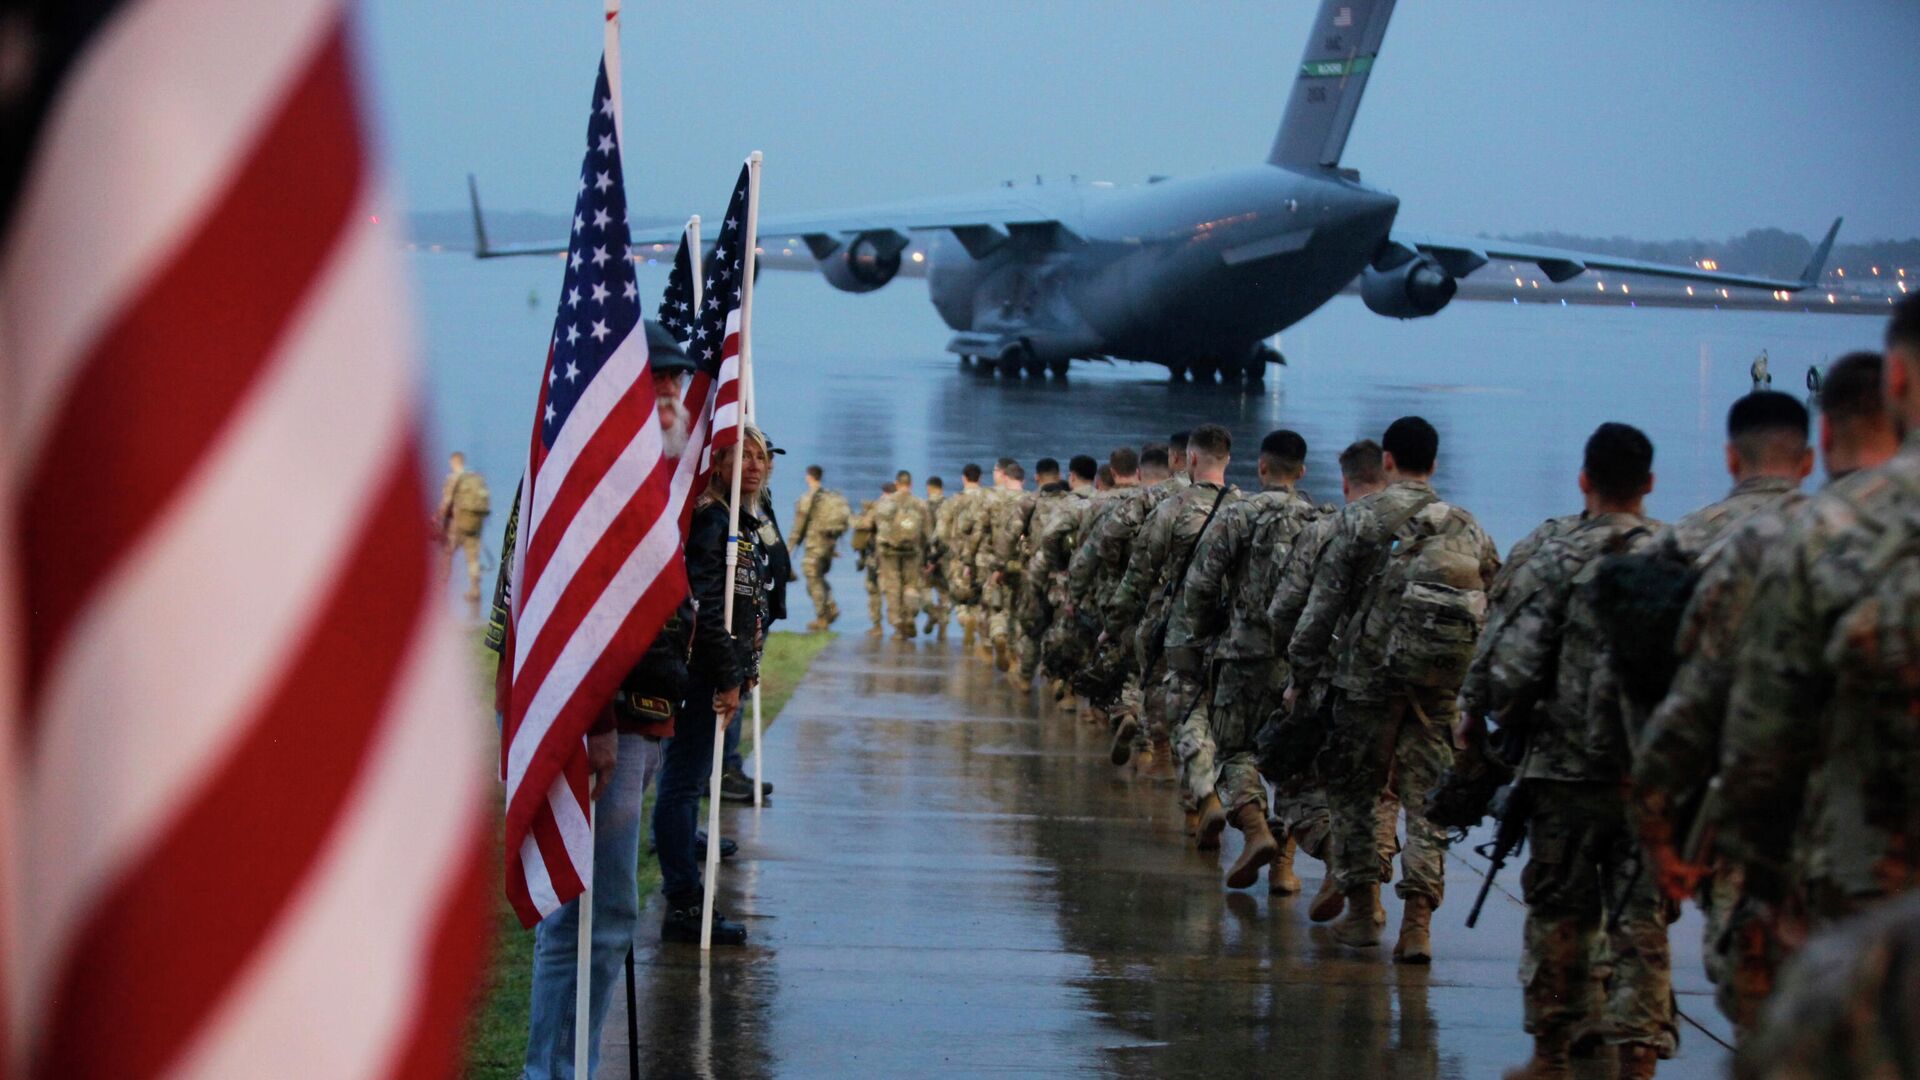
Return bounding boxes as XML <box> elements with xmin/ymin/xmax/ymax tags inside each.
<box><xmin>604</xmin><ymin>636</ymin><xmax>1732</xmax><ymax>1078</ymax></box>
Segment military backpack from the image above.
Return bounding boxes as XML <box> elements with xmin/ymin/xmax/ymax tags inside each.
<box><xmin>811</xmin><ymin>490</ymin><xmax>851</xmax><ymax>539</ymax></box>
<box><xmin>452</xmin><ymin>472</ymin><xmax>491</xmax><ymax>514</ymax></box>
<box><xmin>878</xmin><ymin>497</ymin><xmax>929</xmax><ymax>550</ymax></box>
<box><xmin>1357</xmin><ymin>496</ymin><xmax>1490</xmax><ymax>690</ymax></box>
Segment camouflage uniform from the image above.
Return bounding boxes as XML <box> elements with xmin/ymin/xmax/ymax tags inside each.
<box><xmin>978</xmin><ymin>488</ymin><xmax>1031</xmax><ymax>655</ymax></box>
<box><xmin>1483</xmin><ymin>511</ymin><xmax>1677</xmax><ymax>1056</ymax></box>
<box><xmin>1108</xmin><ymin>479</ymin><xmax>1239</xmax><ymax>803</ymax></box>
<box><xmin>1029</xmin><ymin>485</ymin><xmax>1094</xmax><ymax>677</ymax></box>
<box><xmin>1631</xmin><ymin>478</ymin><xmax>1805</xmax><ymax>1029</ymax></box>
<box><xmin>1289</xmin><ymin>480</ymin><xmax>1499</xmax><ymax>904</ymax></box>
<box><xmin>439</xmin><ymin>466</ymin><xmax>492</xmax><ymax>602</ymax></box>
<box><xmin>946</xmin><ymin>487</ymin><xmax>990</xmax><ymax>638</ymax></box>
<box><xmin>850</xmin><ymin>499</ymin><xmax>883</xmax><ymax>627</ymax></box>
<box><xmin>1016</xmin><ymin>484</ymin><xmax>1081</xmax><ymax>681</ymax></box>
<box><xmin>1733</xmin><ymin>891</ymin><xmax>1920</xmax><ymax>1080</ymax></box>
<box><xmin>1268</xmin><ymin>509</ymin><xmax>1399</xmax><ymax>877</ymax></box>
<box><xmin>874</xmin><ymin>488</ymin><xmax>932</xmax><ymax>635</ymax></box>
<box><xmin>1459</xmin><ymin>513</ymin><xmax>1586</xmax><ymax>720</ymax></box>
<box><xmin>1720</xmin><ymin>436</ymin><xmax>1920</xmax><ymax>925</ymax></box>
<box><xmin>923</xmin><ymin>491</ymin><xmax>949</xmax><ymax>631</ymax></box>
<box><xmin>1165</xmin><ymin>484</ymin><xmax>1320</xmax><ymax>816</ymax></box>
<box><xmin>1070</xmin><ymin>479</ymin><xmax>1178</xmax><ymax>740</ymax></box>
<box><xmin>790</xmin><ymin>486</ymin><xmax>849</xmax><ymax>627</ymax></box>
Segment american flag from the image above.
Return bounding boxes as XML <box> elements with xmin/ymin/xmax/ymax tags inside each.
<box><xmin>497</xmin><ymin>57</ymin><xmax>686</xmax><ymax>928</ymax></box>
<box><xmin>675</xmin><ymin>163</ymin><xmax>753</xmax><ymax>508</ymax></box>
<box><xmin>0</xmin><ymin>2</ymin><xmax>486</xmax><ymax>1076</ymax></box>
<box><xmin>659</xmin><ymin>228</ymin><xmax>697</xmax><ymax>345</ymax></box>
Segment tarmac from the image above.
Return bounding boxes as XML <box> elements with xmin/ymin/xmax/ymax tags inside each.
<box><xmin>606</xmin><ymin>634</ymin><xmax>1735</xmax><ymax>1078</ymax></box>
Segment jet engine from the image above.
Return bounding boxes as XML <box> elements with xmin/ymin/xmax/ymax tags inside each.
<box><xmin>817</xmin><ymin>231</ymin><xmax>906</xmax><ymax>294</ymax></box>
<box><xmin>1360</xmin><ymin>253</ymin><xmax>1457</xmax><ymax>319</ymax></box>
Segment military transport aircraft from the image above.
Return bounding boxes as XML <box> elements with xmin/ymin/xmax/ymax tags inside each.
<box><xmin>470</xmin><ymin>0</ymin><xmax>1839</xmax><ymax>384</ymax></box>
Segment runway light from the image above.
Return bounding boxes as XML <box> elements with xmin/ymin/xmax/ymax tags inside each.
<box><xmin>1829</xmin><ymin>293</ymin><xmax>1837</xmax><ymax>304</ymax></box>
<box><xmin>1701</xmin><ymin>258</ymin><xmax>1719</xmax><ymax>271</ymax></box>
<box><xmin>1597</xmin><ymin>281</ymin><xmax>1606</xmax><ymax>291</ymax></box>
<box><xmin>1721</xmin><ymin>288</ymin><xmax>1730</xmax><ymax>298</ymax></box>
<box><xmin>1873</xmin><ymin>266</ymin><xmax>1881</xmax><ymax>276</ymax></box>
<box><xmin>1686</xmin><ymin>286</ymin><xmax>1695</xmax><ymax>296</ymax></box>
<box><xmin>1837</xmin><ymin>268</ymin><xmax>1846</xmax><ymax>277</ymax></box>
<box><xmin>1621</xmin><ymin>283</ymin><xmax>1630</xmax><ymax>295</ymax></box>
<box><xmin>1515</xmin><ymin>277</ymin><xmax>1523</xmax><ymax>287</ymax></box>
<box><xmin>912</xmin><ymin>251</ymin><xmax>926</xmax><ymax>263</ymax></box>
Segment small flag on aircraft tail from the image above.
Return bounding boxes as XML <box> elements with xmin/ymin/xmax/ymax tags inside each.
<box><xmin>497</xmin><ymin>55</ymin><xmax>686</xmax><ymax>928</ymax></box>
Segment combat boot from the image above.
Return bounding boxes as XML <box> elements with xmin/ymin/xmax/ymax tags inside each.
<box><xmin>1616</xmin><ymin>1043</ymin><xmax>1658</xmax><ymax>1080</ymax></box>
<box><xmin>1268</xmin><ymin>834</ymin><xmax>1301</xmax><ymax>895</ymax></box>
<box><xmin>806</xmin><ymin>618</ymin><xmax>827</xmax><ymax>632</ymax></box>
<box><xmin>1331</xmin><ymin>883</ymin><xmax>1383</xmax><ymax>947</ymax></box>
<box><xmin>1195</xmin><ymin>794</ymin><xmax>1227</xmax><ymax>852</ymax></box>
<box><xmin>1109</xmin><ymin>715</ymin><xmax>1139</xmax><ymax>766</ymax></box>
<box><xmin>1008</xmin><ymin>669</ymin><xmax>1032</xmax><ymax>693</ymax></box>
<box><xmin>960</xmin><ymin>615</ymin><xmax>976</xmax><ymax>650</ymax></box>
<box><xmin>1393</xmin><ymin>894</ymin><xmax>1435</xmax><ymax>964</ymax></box>
<box><xmin>867</xmin><ymin>625</ymin><xmax>883</xmax><ymax>638</ymax></box>
<box><xmin>1308</xmin><ymin>871</ymin><xmax>1344</xmax><ymax>921</ymax></box>
<box><xmin>992</xmin><ymin>636</ymin><xmax>1011</xmax><ymax>672</ymax></box>
<box><xmin>1501</xmin><ymin>1034</ymin><xmax>1572</xmax><ymax>1080</ymax></box>
<box><xmin>1225</xmin><ymin>804</ymin><xmax>1279</xmax><ymax>889</ymax></box>
<box><xmin>1142</xmin><ymin>740</ymin><xmax>1177</xmax><ymax>783</ymax></box>
<box><xmin>1183</xmin><ymin>808</ymin><xmax>1200</xmax><ymax>836</ymax></box>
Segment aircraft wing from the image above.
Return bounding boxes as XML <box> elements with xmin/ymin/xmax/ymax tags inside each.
<box><xmin>1388</xmin><ymin>217</ymin><xmax>1842</xmax><ymax>294</ymax></box>
<box><xmin>469</xmin><ymin>174</ymin><xmax>1070</xmax><ymax>260</ymax></box>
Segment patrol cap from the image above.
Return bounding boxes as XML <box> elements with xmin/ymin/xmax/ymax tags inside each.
<box><xmin>744</xmin><ymin>424</ymin><xmax>786</xmax><ymax>455</ymax></box>
<box><xmin>643</xmin><ymin>319</ymin><xmax>696</xmax><ymax>375</ymax></box>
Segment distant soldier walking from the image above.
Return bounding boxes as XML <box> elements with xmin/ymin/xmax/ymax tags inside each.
<box><xmin>790</xmin><ymin>464</ymin><xmax>851</xmax><ymax>631</ymax></box>
<box><xmin>852</xmin><ymin>484</ymin><xmax>890</xmax><ymax>636</ymax></box>
<box><xmin>877</xmin><ymin>471</ymin><xmax>933</xmax><ymax>639</ymax></box>
<box><xmin>438</xmin><ymin>450</ymin><xmax>491</xmax><ymax>609</ymax></box>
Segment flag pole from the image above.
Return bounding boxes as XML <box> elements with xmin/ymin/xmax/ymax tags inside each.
<box><xmin>739</xmin><ymin>152</ymin><xmax>765</xmax><ymax>811</ymax></box>
<box><xmin>700</xmin><ymin>153</ymin><xmax>762</xmax><ymax>949</ymax></box>
<box><xmin>687</xmin><ymin>215</ymin><xmax>702</xmax><ymax>311</ymax></box>
<box><xmin>573</xmin><ymin>0</ymin><xmax>622</xmax><ymax>1071</ymax></box>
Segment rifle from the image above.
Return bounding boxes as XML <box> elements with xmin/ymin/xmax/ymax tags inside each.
<box><xmin>1466</xmin><ymin>777</ymin><xmax>1531</xmax><ymax>928</ymax></box>
<box><xmin>1680</xmin><ymin>776</ymin><xmax>1722</xmax><ymax>867</ymax></box>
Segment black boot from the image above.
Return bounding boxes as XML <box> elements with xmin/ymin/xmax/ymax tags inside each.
<box><xmin>719</xmin><ymin>767</ymin><xmax>774</xmax><ymax>803</ymax></box>
<box><xmin>693</xmin><ymin>830</ymin><xmax>738</xmax><ymax>861</ymax></box>
<box><xmin>660</xmin><ymin>896</ymin><xmax>747</xmax><ymax>946</ymax></box>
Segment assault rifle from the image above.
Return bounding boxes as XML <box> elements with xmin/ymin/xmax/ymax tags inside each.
<box><xmin>1466</xmin><ymin>777</ymin><xmax>1531</xmax><ymax>929</ymax></box>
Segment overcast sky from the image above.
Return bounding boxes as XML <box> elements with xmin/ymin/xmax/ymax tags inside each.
<box><xmin>359</xmin><ymin>1</ymin><xmax>1920</xmax><ymax>241</ymax></box>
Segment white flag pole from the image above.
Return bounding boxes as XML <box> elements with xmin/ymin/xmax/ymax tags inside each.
<box><xmin>687</xmin><ymin>215</ymin><xmax>703</xmax><ymax>311</ymax></box>
<box><xmin>573</xmin><ymin>1</ymin><xmax>621</xmax><ymax>1071</ymax></box>
<box><xmin>739</xmin><ymin>152</ymin><xmax>766</xmax><ymax>812</ymax></box>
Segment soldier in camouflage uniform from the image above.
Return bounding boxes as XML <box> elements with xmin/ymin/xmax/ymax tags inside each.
<box><xmin>922</xmin><ymin>476</ymin><xmax>949</xmax><ymax>638</ymax></box>
<box><xmin>874</xmin><ymin>471</ymin><xmax>933</xmax><ymax>639</ymax></box>
<box><xmin>1109</xmin><ymin>425</ymin><xmax>1239</xmax><ymax>807</ymax></box>
<box><xmin>1720</xmin><ymin>297</ymin><xmax>1920</xmax><ymax>935</ymax></box>
<box><xmin>945</xmin><ymin>464</ymin><xmax>989</xmax><ymax>650</ymax></box>
<box><xmin>1057</xmin><ymin>449</ymin><xmax>1145</xmax><ymax>721</ymax></box>
<box><xmin>979</xmin><ymin>460</ymin><xmax>1030</xmax><ymax>672</ymax></box>
<box><xmin>1289</xmin><ymin>417</ymin><xmax>1498</xmax><ymax>964</ymax></box>
<box><xmin>850</xmin><ymin>484</ymin><xmax>890</xmax><ymax>636</ymax></box>
<box><xmin>438</xmin><ymin>451</ymin><xmax>492</xmax><ymax>607</ymax></box>
<box><xmin>1026</xmin><ymin>455</ymin><xmax>1097</xmax><ymax>696</ymax></box>
<box><xmin>1069</xmin><ymin>445</ymin><xmax>1176</xmax><ymax>768</ymax></box>
<box><xmin>1270</xmin><ymin>440</ymin><xmax>1401</xmax><ymax>921</ymax></box>
<box><xmin>1003</xmin><ymin>459</ymin><xmax>1062</xmax><ymax>690</ymax></box>
<box><xmin>1166</xmin><ymin>431</ymin><xmax>1320</xmax><ymax>889</ymax></box>
<box><xmin>1480</xmin><ymin>422</ymin><xmax>1671</xmax><ymax>1080</ymax></box>
<box><xmin>789</xmin><ymin>464</ymin><xmax>850</xmax><ymax>631</ymax></box>
<box><xmin>1627</xmin><ymin>390</ymin><xmax>1819</xmax><ymax>1033</ymax></box>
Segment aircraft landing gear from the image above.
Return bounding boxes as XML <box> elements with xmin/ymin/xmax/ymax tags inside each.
<box><xmin>1191</xmin><ymin>360</ymin><xmax>1219</xmax><ymax>384</ymax></box>
<box><xmin>1167</xmin><ymin>362</ymin><xmax>1188</xmax><ymax>382</ymax></box>
<box><xmin>1048</xmin><ymin>357</ymin><xmax>1070</xmax><ymax>379</ymax></box>
<box><xmin>1024</xmin><ymin>355</ymin><xmax>1047</xmax><ymax>379</ymax></box>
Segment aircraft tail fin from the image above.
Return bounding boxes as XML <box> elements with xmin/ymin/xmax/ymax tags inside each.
<box><xmin>1267</xmin><ymin>0</ymin><xmax>1398</xmax><ymax>170</ymax></box>
<box><xmin>467</xmin><ymin>173</ymin><xmax>494</xmax><ymax>258</ymax></box>
<box><xmin>1797</xmin><ymin>217</ymin><xmax>1842</xmax><ymax>288</ymax></box>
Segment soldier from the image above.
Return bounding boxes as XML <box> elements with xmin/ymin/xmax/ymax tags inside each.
<box><xmin>1166</xmin><ymin>430</ymin><xmax>1320</xmax><ymax>889</ymax></box>
<box><xmin>1017</xmin><ymin>458</ymin><xmax>1090</xmax><ymax>691</ymax></box>
<box><xmin>850</xmin><ymin>482</ymin><xmax>891</xmax><ymax>637</ymax></box>
<box><xmin>1058</xmin><ymin>448</ymin><xmax>1144</xmax><ymax>720</ymax></box>
<box><xmin>1109</xmin><ymin>425</ymin><xmax>1240</xmax><ymax>814</ymax></box>
<box><xmin>789</xmin><ymin>464</ymin><xmax>851</xmax><ymax>631</ymax></box>
<box><xmin>1268</xmin><ymin>439</ymin><xmax>1403</xmax><ymax>925</ymax></box>
<box><xmin>1719</xmin><ymin>295</ymin><xmax>1920</xmax><ymax>936</ymax></box>
<box><xmin>1168</xmin><ymin>430</ymin><xmax>1192</xmax><ymax>485</ymax></box>
<box><xmin>875</xmin><ymin>472</ymin><xmax>933</xmax><ymax>639</ymax></box>
<box><xmin>981</xmin><ymin>460</ymin><xmax>1032</xmax><ymax>674</ymax></box>
<box><xmin>1288</xmin><ymin>416</ymin><xmax>1498</xmax><ymax>963</ymax></box>
<box><xmin>1095</xmin><ymin>464</ymin><xmax>1114</xmax><ymax>491</ymax></box>
<box><xmin>1475</xmin><ymin>422</ymin><xmax>1671</xmax><ymax>1080</ymax></box>
<box><xmin>1629</xmin><ymin>391</ymin><xmax>1821</xmax><ymax>1032</ymax></box>
<box><xmin>922</xmin><ymin>476</ymin><xmax>950</xmax><ymax>638</ymax></box>
<box><xmin>438</xmin><ymin>451</ymin><xmax>492</xmax><ymax>608</ymax></box>
<box><xmin>1035</xmin><ymin>455</ymin><xmax>1105</xmax><ymax>705</ymax></box>
<box><xmin>1071</xmin><ymin>444</ymin><xmax>1175</xmax><ymax>767</ymax></box>
<box><xmin>945</xmin><ymin>463</ymin><xmax>988</xmax><ymax>649</ymax></box>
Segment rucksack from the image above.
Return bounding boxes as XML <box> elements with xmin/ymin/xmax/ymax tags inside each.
<box><xmin>878</xmin><ymin>497</ymin><xmax>929</xmax><ymax>549</ymax></box>
<box><xmin>1361</xmin><ymin>497</ymin><xmax>1490</xmax><ymax>690</ymax></box>
<box><xmin>1584</xmin><ymin>537</ymin><xmax>1694</xmax><ymax>713</ymax></box>
<box><xmin>452</xmin><ymin>472</ymin><xmax>491</xmax><ymax>514</ymax></box>
<box><xmin>811</xmin><ymin>491</ymin><xmax>851</xmax><ymax>539</ymax></box>
<box><xmin>850</xmin><ymin>503</ymin><xmax>877</xmax><ymax>552</ymax></box>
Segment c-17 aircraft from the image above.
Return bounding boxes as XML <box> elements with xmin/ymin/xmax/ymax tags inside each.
<box><xmin>471</xmin><ymin>0</ymin><xmax>1839</xmax><ymax>384</ymax></box>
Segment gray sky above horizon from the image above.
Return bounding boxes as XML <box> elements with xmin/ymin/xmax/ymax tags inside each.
<box><xmin>358</xmin><ymin>1</ymin><xmax>1920</xmax><ymax>242</ymax></box>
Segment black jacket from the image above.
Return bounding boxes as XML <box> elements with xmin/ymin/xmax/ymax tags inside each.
<box><xmin>687</xmin><ymin>495</ymin><xmax>770</xmax><ymax>692</ymax></box>
<box><xmin>759</xmin><ymin>498</ymin><xmax>791</xmax><ymax>623</ymax></box>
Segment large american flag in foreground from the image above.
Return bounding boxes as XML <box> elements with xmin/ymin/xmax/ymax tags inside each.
<box><xmin>0</xmin><ymin>1</ymin><xmax>486</xmax><ymax>1075</ymax></box>
<box><xmin>497</xmin><ymin>59</ymin><xmax>685</xmax><ymax>928</ymax></box>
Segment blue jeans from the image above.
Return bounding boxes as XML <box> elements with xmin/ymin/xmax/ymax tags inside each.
<box><xmin>654</xmin><ymin>680</ymin><xmax>720</xmax><ymax>901</ymax></box>
<box><xmin>522</xmin><ymin>733</ymin><xmax>661</xmax><ymax>1080</ymax></box>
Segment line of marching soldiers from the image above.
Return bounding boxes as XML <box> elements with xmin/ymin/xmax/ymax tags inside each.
<box><xmin>915</xmin><ymin>293</ymin><xmax>1920</xmax><ymax>1080</ymax></box>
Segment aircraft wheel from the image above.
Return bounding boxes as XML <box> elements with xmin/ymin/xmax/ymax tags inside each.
<box><xmin>1167</xmin><ymin>363</ymin><xmax>1187</xmax><ymax>382</ymax></box>
<box><xmin>1191</xmin><ymin>361</ymin><xmax>1219</xmax><ymax>383</ymax></box>
<box><xmin>1220</xmin><ymin>361</ymin><xmax>1243</xmax><ymax>385</ymax></box>
<box><xmin>1245</xmin><ymin>359</ymin><xmax>1266</xmax><ymax>386</ymax></box>
<box><xmin>1024</xmin><ymin>355</ymin><xmax>1047</xmax><ymax>379</ymax></box>
<box><xmin>995</xmin><ymin>350</ymin><xmax>1025</xmax><ymax>378</ymax></box>
<box><xmin>1048</xmin><ymin>357</ymin><xmax>1070</xmax><ymax>378</ymax></box>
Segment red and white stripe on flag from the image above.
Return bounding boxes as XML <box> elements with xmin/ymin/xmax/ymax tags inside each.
<box><xmin>0</xmin><ymin>1</ymin><xmax>489</xmax><ymax>1076</ymax></box>
<box><xmin>496</xmin><ymin>53</ymin><xmax>686</xmax><ymax>929</ymax></box>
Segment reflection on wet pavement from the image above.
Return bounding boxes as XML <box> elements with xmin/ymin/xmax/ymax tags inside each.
<box><xmin>606</xmin><ymin>636</ymin><xmax>1731</xmax><ymax>1078</ymax></box>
